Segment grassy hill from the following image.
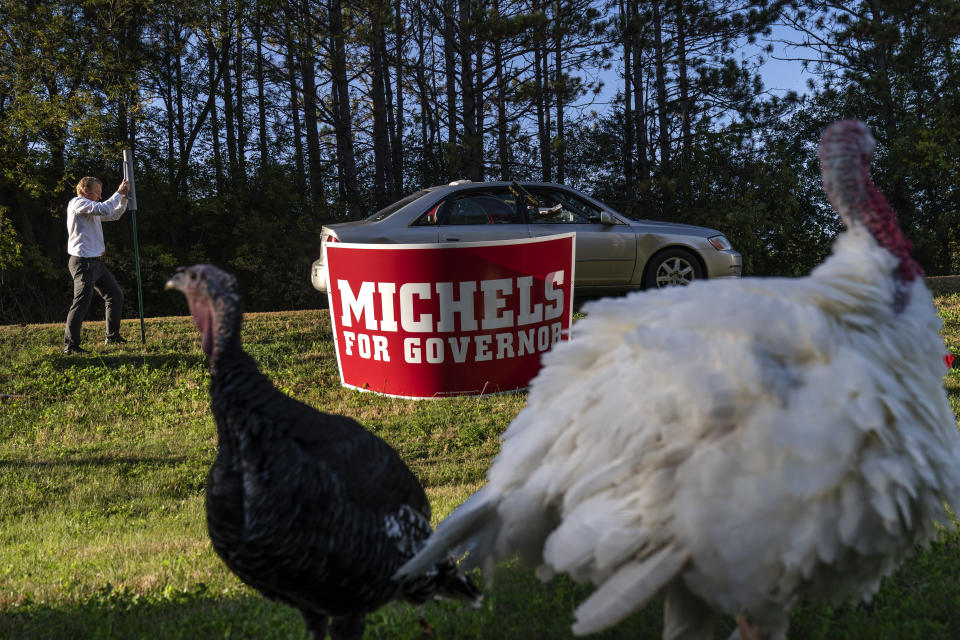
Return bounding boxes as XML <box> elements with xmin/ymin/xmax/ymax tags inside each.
<box><xmin>3</xmin><ymin>295</ymin><xmax>960</xmax><ymax>639</ymax></box>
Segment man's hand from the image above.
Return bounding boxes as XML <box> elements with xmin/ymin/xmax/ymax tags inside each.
<box><xmin>117</xmin><ymin>179</ymin><xmax>130</xmax><ymax>196</ymax></box>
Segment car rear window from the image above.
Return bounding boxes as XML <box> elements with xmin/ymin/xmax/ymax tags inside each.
<box><xmin>414</xmin><ymin>189</ymin><xmax>521</xmax><ymax>226</ymax></box>
<box><xmin>365</xmin><ymin>190</ymin><xmax>433</xmax><ymax>222</ymax></box>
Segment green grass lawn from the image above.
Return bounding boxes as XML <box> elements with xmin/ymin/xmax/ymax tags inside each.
<box><xmin>3</xmin><ymin>292</ymin><xmax>960</xmax><ymax>639</ymax></box>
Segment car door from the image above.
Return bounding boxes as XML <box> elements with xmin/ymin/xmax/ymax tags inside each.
<box><xmin>432</xmin><ymin>189</ymin><xmax>530</xmax><ymax>243</ymax></box>
<box><xmin>524</xmin><ymin>187</ymin><xmax>636</xmax><ymax>286</ymax></box>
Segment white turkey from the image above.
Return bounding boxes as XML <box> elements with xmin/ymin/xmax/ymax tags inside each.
<box><xmin>166</xmin><ymin>264</ymin><xmax>480</xmax><ymax>640</ymax></box>
<box><xmin>395</xmin><ymin>120</ymin><xmax>960</xmax><ymax>639</ymax></box>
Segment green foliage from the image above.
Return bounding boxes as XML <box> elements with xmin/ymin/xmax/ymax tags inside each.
<box><xmin>786</xmin><ymin>1</ymin><xmax>960</xmax><ymax>274</ymax></box>
<box><xmin>574</xmin><ymin>108</ymin><xmax>839</xmax><ymax>278</ymax></box>
<box><xmin>0</xmin><ymin>243</ymin><xmax>62</xmax><ymax>325</ymax></box>
<box><xmin>0</xmin><ymin>207</ymin><xmax>22</xmax><ymax>270</ymax></box>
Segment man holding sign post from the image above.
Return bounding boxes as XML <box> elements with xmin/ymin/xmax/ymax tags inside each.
<box><xmin>62</xmin><ymin>176</ymin><xmax>131</xmax><ymax>354</ymax></box>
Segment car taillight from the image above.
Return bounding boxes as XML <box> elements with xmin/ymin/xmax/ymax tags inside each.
<box><xmin>324</xmin><ymin>235</ymin><xmax>339</xmax><ymax>244</ymax></box>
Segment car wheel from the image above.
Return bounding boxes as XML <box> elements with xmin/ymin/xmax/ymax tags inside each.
<box><xmin>643</xmin><ymin>248</ymin><xmax>704</xmax><ymax>288</ymax></box>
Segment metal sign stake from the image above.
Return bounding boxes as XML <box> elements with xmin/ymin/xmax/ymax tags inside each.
<box><xmin>122</xmin><ymin>149</ymin><xmax>146</xmax><ymax>344</ymax></box>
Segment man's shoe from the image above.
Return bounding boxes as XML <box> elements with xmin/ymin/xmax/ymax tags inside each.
<box><xmin>104</xmin><ymin>335</ymin><xmax>128</xmax><ymax>345</ymax></box>
<box><xmin>63</xmin><ymin>344</ymin><xmax>89</xmax><ymax>354</ymax></box>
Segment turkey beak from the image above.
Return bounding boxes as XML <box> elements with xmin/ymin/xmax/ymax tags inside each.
<box><xmin>165</xmin><ymin>267</ymin><xmax>189</xmax><ymax>293</ymax></box>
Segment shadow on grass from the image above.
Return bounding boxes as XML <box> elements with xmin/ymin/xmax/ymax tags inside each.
<box><xmin>0</xmin><ymin>455</ymin><xmax>188</xmax><ymax>469</ymax></box>
<box><xmin>4</xmin><ymin>553</ymin><xmax>959</xmax><ymax>640</ymax></box>
<box><xmin>0</xmin><ymin>570</ymin><xmax>662</xmax><ymax>640</ymax></box>
<box><xmin>1</xmin><ymin>586</ymin><xmax>305</xmax><ymax>640</ymax></box>
<box><xmin>49</xmin><ymin>352</ymin><xmax>207</xmax><ymax>371</ymax></box>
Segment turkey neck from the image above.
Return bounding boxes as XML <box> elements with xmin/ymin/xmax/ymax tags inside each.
<box><xmin>207</xmin><ymin>348</ymin><xmax>278</xmax><ymax>463</ymax></box>
<box><xmin>207</xmin><ymin>296</ymin><xmax>243</xmax><ymax>377</ymax></box>
<box><xmin>206</xmin><ymin>301</ymin><xmax>258</xmax><ymax>449</ymax></box>
<box><xmin>856</xmin><ymin>171</ymin><xmax>923</xmax><ymax>284</ymax></box>
<box><xmin>819</xmin><ymin>121</ymin><xmax>922</xmax><ymax>303</ymax></box>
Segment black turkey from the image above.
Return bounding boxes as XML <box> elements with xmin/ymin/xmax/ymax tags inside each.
<box><xmin>166</xmin><ymin>264</ymin><xmax>479</xmax><ymax>640</ymax></box>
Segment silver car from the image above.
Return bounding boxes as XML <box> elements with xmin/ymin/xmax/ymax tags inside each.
<box><xmin>311</xmin><ymin>181</ymin><xmax>742</xmax><ymax>296</ymax></box>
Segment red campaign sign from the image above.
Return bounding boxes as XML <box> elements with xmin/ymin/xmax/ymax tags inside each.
<box><xmin>325</xmin><ymin>233</ymin><xmax>576</xmax><ymax>398</ymax></box>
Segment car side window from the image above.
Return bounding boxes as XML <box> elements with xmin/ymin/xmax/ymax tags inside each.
<box><xmin>527</xmin><ymin>189</ymin><xmax>603</xmax><ymax>224</ymax></box>
<box><xmin>447</xmin><ymin>197</ymin><xmax>493</xmax><ymax>225</ymax></box>
<box><xmin>443</xmin><ymin>192</ymin><xmax>521</xmax><ymax>225</ymax></box>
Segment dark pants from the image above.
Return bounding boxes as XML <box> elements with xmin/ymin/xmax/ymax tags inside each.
<box><xmin>64</xmin><ymin>256</ymin><xmax>124</xmax><ymax>346</ymax></box>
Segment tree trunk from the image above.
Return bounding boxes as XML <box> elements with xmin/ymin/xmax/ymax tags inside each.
<box><xmin>254</xmin><ymin>5</ymin><xmax>269</xmax><ymax>164</ymax></box>
<box><xmin>553</xmin><ymin>0</ymin><xmax>565</xmax><ymax>184</ymax></box>
<box><xmin>207</xmin><ymin>40</ymin><xmax>225</xmax><ymax>195</ymax></box>
<box><xmin>675</xmin><ymin>1</ymin><xmax>691</xmax><ymax>166</ymax></box>
<box><xmin>473</xmin><ymin>37</ymin><xmax>485</xmax><ymax>181</ymax></box>
<box><xmin>384</xmin><ymin>63</ymin><xmax>399</xmax><ymax>200</ymax></box>
<box><xmin>534</xmin><ymin>0</ymin><xmax>551</xmax><ymax>182</ymax></box>
<box><xmin>631</xmin><ymin>3</ymin><xmax>649</xmax><ymax>186</ymax></box>
<box><xmin>392</xmin><ymin>0</ymin><xmax>404</xmax><ymax>198</ymax></box>
<box><xmin>429</xmin><ymin>61</ymin><xmax>442</xmax><ymax>173</ymax></box>
<box><xmin>175</xmin><ymin>21</ymin><xmax>186</xmax><ymax>195</ymax></box>
<box><xmin>494</xmin><ymin>0</ymin><xmax>509</xmax><ymax>180</ymax></box>
<box><xmin>442</xmin><ymin>0</ymin><xmax>460</xmax><ymax>177</ymax></box>
<box><xmin>167</xmin><ymin>29</ymin><xmax>177</xmax><ymax>188</ymax></box>
<box><xmin>459</xmin><ymin>0</ymin><xmax>480</xmax><ymax>182</ymax></box>
<box><xmin>234</xmin><ymin>13</ymin><xmax>247</xmax><ymax>185</ymax></box>
<box><xmin>382</xmin><ymin>11</ymin><xmax>399</xmax><ymax>202</ymax></box>
<box><xmin>370</xmin><ymin>0</ymin><xmax>390</xmax><ymax>207</ymax></box>
<box><xmin>652</xmin><ymin>0</ymin><xmax>670</xmax><ymax>168</ymax></box>
<box><xmin>43</xmin><ymin>79</ymin><xmax>67</xmax><ymax>209</ymax></box>
<box><xmin>621</xmin><ymin>0</ymin><xmax>633</xmax><ymax>191</ymax></box>
<box><xmin>298</xmin><ymin>0</ymin><xmax>324</xmax><ymax>210</ymax></box>
<box><xmin>118</xmin><ymin>9</ymin><xmax>138</xmax><ymax>148</ymax></box>
<box><xmin>222</xmin><ymin>32</ymin><xmax>238</xmax><ymax>187</ymax></box>
<box><xmin>283</xmin><ymin>22</ymin><xmax>306</xmax><ymax>194</ymax></box>
<box><xmin>412</xmin><ymin>10</ymin><xmax>437</xmax><ymax>181</ymax></box>
<box><xmin>329</xmin><ymin>0</ymin><xmax>359</xmax><ymax>215</ymax></box>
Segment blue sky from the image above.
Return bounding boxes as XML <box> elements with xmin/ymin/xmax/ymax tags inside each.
<box><xmin>759</xmin><ymin>24</ymin><xmax>818</xmax><ymax>97</ymax></box>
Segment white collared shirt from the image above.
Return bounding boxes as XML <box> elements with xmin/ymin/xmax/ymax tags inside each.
<box><xmin>66</xmin><ymin>192</ymin><xmax>128</xmax><ymax>257</ymax></box>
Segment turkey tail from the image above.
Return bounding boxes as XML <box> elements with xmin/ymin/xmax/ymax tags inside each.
<box><xmin>394</xmin><ymin>488</ymin><xmax>502</xmax><ymax>580</ymax></box>
<box><xmin>571</xmin><ymin>545</ymin><xmax>689</xmax><ymax>636</ymax></box>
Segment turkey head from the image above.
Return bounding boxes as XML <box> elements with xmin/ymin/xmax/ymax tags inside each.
<box><xmin>166</xmin><ymin>264</ymin><xmax>241</xmax><ymax>361</ymax></box>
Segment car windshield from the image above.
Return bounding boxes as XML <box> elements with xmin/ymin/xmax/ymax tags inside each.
<box><xmin>365</xmin><ymin>189</ymin><xmax>433</xmax><ymax>222</ymax></box>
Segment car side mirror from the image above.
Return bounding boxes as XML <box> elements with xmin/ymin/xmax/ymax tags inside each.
<box><xmin>599</xmin><ymin>211</ymin><xmax>616</xmax><ymax>225</ymax></box>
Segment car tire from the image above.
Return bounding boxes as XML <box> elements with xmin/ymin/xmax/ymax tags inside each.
<box><xmin>643</xmin><ymin>248</ymin><xmax>704</xmax><ymax>289</ymax></box>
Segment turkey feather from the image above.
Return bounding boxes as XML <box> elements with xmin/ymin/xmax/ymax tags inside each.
<box><xmin>571</xmin><ymin>545</ymin><xmax>689</xmax><ymax>636</ymax></box>
<box><xmin>395</xmin><ymin>487</ymin><xmax>505</xmax><ymax>578</ymax></box>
